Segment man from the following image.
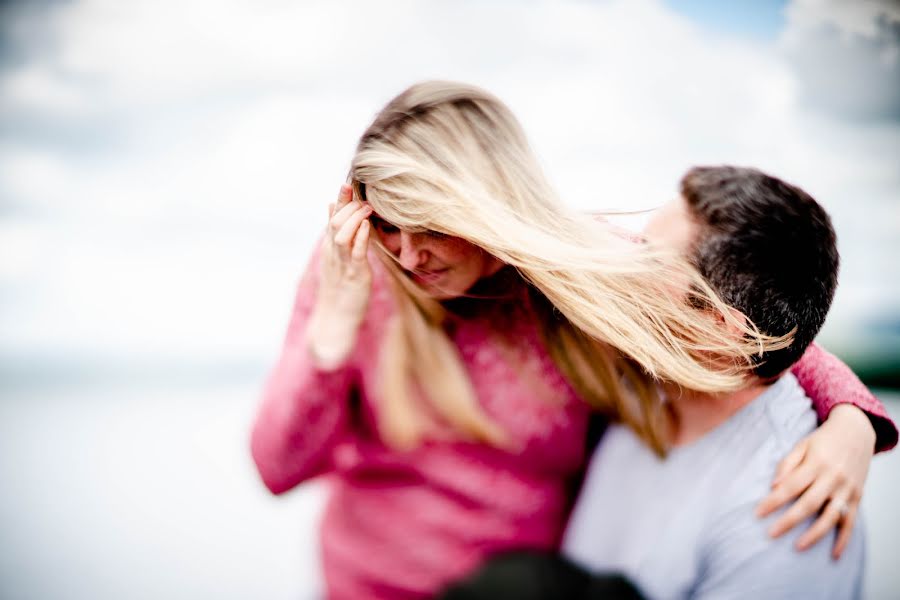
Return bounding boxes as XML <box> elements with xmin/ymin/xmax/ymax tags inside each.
<box><xmin>561</xmin><ymin>165</ymin><xmax>863</xmax><ymax>599</ymax></box>
<box><xmin>442</xmin><ymin>166</ymin><xmax>864</xmax><ymax>599</ymax></box>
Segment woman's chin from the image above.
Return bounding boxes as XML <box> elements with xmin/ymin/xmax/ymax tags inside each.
<box><xmin>419</xmin><ymin>282</ymin><xmax>461</xmax><ymax>300</ymax></box>
<box><xmin>424</xmin><ymin>281</ymin><xmax>468</xmax><ymax>301</ymax></box>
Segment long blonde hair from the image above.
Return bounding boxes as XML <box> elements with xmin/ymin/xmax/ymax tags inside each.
<box><xmin>350</xmin><ymin>81</ymin><xmax>790</xmax><ymax>453</ymax></box>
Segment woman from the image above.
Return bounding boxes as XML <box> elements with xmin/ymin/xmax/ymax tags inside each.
<box><xmin>251</xmin><ymin>81</ymin><xmax>895</xmax><ymax>600</ymax></box>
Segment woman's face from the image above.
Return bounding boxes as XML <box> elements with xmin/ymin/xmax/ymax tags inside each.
<box><xmin>370</xmin><ymin>215</ymin><xmax>504</xmax><ymax>300</ymax></box>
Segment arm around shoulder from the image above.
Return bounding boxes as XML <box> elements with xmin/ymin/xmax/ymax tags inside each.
<box><xmin>792</xmin><ymin>342</ymin><xmax>897</xmax><ymax>452</ymax></box>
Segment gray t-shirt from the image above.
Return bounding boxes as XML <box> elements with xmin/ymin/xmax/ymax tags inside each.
<box><xmin>562</xmin><ymin>373</ymin><xmax>864</xmax><ymax>600</ymax></box>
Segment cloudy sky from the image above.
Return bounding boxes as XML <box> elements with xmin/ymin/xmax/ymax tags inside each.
<box><xmin>1</xmin><ymin>0</ymin><xmax>898</xmax><ymax>381</ymax></box>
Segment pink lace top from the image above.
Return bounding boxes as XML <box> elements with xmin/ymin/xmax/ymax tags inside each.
<box><xmin>251</xmin><ymin>246</ymin><xmax>896</xmax><ymax>600</ymax></box>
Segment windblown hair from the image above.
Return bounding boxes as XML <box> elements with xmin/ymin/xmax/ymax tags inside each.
<box><xmin>350</xmin><ymin>81</ymin><xmax>790</xmax><ymax>453</ymax></box>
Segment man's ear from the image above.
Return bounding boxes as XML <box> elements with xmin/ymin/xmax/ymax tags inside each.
<box><xmin>719</xmin><ymin>305</ymin><xmax>750</xmax><ymax>340</ymax></box>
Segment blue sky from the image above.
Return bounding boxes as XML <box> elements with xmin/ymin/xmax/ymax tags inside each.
<box><xmin>667</xmin><ymin>0</ymin><xmax>787</xmax><ymax>39</ymax></box>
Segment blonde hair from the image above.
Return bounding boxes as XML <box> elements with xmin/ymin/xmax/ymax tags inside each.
<box><xmin>350</xmin><ymin>81</ymin><xmax>791</xmax><ymax>453</ymax></box>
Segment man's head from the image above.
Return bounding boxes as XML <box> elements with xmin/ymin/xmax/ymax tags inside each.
<box><xmin>644</xmin><ymin>165</ymin><xmax>839</xmax><ymax>379</ymax></box>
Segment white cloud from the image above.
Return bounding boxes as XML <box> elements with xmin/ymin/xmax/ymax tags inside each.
<box><xmin>2</xmin><ymin>0</ymin><xmax>352</xmax><ymax>115</ymax></box>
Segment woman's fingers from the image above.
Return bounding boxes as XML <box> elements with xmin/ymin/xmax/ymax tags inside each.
<box><xmin>832</xmin><ymin>502</ymin><xmax>858</xmax><ymax>560</ymax></box>
<box><xmin>329</xmin><ymin>184</ymin><xmax>362</xmax><ymax>231</ymax></box>
<box><xmin>772</xmin><ymin>439</ymin><xmax>807</xmax><ymax>487</ymax></box>
<box><xmin>756</xmin><ymin>461</ymin><xmax>816</xmax><ymax>518</ymax></box>
<box><xmin>767</xmin><ymin>474</ymin><xmax>835</xmax><ymax>539</ymax></box>
<box><xmin>795</xmin><ymin>495</ymin><xmax>852</xmax><ymax>552</ymax></box>
<box><xmin>336</xmin><ymin>183</ymin><xmax>352</xmax><ymax>208</ymax></box>
<box><xmin>351</xmin><ymin>219</ymin><xmax>370</xmax><ymax>263</ymax></box>
<box><xmin>330</xmin><ymin>199</ymin><xmax>364</xmax><ymax>233</ymax></box>
<box><xmin>334</xmin><ymin>204</ymin><xmax>372</xmax><ymax>256</ymax></box>
<box><xmin>757</xmin><ymin>410</ymin><xmax>873</xmax><ymax>554</ymax></box>
<box><xmin>757</xmin><ymin>419</ymin><xmax>867</xmax><ymax>555</ymax></box>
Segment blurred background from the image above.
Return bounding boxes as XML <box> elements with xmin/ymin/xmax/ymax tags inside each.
<box><xmin>1</xmin><ymin>0</ymin><xmax>897</xmax><ymax>598</ymax></box>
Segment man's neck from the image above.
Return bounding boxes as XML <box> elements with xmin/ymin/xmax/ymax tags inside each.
<box><xmin>663</xmin><ymin>378</ymin><xmax>773</xmax><ymax>447</ymax></box>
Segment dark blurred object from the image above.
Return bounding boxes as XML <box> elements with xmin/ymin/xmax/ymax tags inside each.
<box><xmin>437</xmin><ymin>550</ymin><xmax>645</xmax><ymax>600</ymax></box>
<box><xmin>848</xmin><ymin>319</ymin><xmax>900</xmax><ymax>388</ymax></box>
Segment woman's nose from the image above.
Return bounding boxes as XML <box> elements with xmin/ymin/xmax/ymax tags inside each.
<box><xmin>397</xmin><ymin>231</ymin><xmax>426</xmax><ymax>270</ymax></box>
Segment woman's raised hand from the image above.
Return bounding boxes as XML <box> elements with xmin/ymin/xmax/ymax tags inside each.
<box><xmin>306</xmin><ymin>184</ymin><xmax>373</xmax><ymax>370</ymax></box>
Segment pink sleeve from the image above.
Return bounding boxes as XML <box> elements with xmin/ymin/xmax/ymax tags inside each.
<box><xmin>250</xmin><ymin>242</ymin><xmax>355</xmax><ymax>494</ymax></box>
<box><xmin>791</xmin><ymin>342</ymin><xmax>897</xmax><ymax>453</ymax></box>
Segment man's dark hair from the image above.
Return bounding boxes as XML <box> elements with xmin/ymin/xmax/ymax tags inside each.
<box><xmin>680</xmin><ymin>165</ymin><xmax>839</xmax><ymax>379</ymax></box>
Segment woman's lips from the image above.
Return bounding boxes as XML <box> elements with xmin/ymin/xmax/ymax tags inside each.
<box><xmin>411</xmin><ymin>267</ymin><xmax>449</xmax><ymax>284</ymax></box>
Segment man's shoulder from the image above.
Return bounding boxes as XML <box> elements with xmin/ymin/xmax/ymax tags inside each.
<box><xmin>759</xmin><ymin>373</ymin><xmax>818</xmax><ymax>447</ymax></box>
<box><xmin>695</xmin><ymin>375</ymin><xmax>864</xmax><ymax>599</ymax></box>
<box><xmin>697</xmin><ymin>482</ymin><xmax>865</xmax><ymax>599</ymax></box>
<box><xmin>716</xmin><ymin>374</ymin><xmax>817</xmax><ymax>496</ymax></box>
